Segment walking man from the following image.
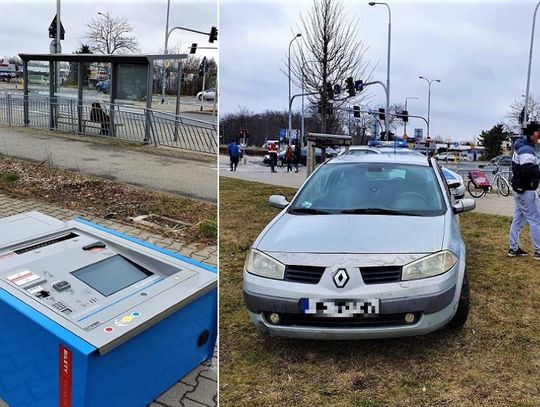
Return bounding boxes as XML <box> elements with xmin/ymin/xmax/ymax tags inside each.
<box><xmin>508</xmin><ymin>136</ymin><xmax>540</xmax><ymax>258</ymax></box>
<box><xmin>268</xmin><ymin>141</ymin><xmax>278</xmax><ymax>173</ymax></box>
<box><xmin>227</xmin><ymin>139</ymin><xmax>240</xmax><ymax>172</ymax></box>
<box><xmin>294</xmin><ymin>142</ymin><xmax>301</xmax><ymax>173</ymax></box>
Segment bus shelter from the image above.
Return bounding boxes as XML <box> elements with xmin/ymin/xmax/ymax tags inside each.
<box><xmin>305</xmin><ymin>133</ymin><xmax>352</xmax><ymax>176</ymax></box>
<box><xmin>19</xmin><ymin>53</ymin><xmax>187</xmax><ymax>142</ymax></box>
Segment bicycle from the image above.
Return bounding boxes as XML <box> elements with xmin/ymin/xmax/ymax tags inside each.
<box><xmin>467</xmin><ymin>163</ymin><xmax>511</xmax><ymax>198</ymax></box>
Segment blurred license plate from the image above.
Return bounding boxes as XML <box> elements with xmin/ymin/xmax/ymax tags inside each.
<box><xmin>300</xmin><ymin>298</ymin><xmax>379</xmax><ymax>317</ymax></box>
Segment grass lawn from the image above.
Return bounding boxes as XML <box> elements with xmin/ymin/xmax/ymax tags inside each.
<box><xmin>219</xmin><ymin>177</ymin><xmax>540</xmax><ymax>407</ymax></box>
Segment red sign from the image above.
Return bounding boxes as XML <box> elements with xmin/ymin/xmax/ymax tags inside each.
<box><xmin>59</xmin><ymin>345</ymin><xmax>72</xmax><ymax>407</ymax></box>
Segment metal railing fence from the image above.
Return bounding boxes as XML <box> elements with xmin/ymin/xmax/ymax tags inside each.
<box><xmin>0</xmin><ymin>93</ymin><xmax>217</xmax><ymax>154</ymax></box>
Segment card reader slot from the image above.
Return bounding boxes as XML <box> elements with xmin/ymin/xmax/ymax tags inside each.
<box><xmin>14</xmin><ymin>233</ymin><xmax>79</xmax><ymax>255</ymax></box>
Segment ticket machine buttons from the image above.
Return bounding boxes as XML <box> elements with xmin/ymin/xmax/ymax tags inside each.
<box><xmin>53</xmin><ymin>280</ymin><xmax>71</xmax><ymax>292</ymax></box>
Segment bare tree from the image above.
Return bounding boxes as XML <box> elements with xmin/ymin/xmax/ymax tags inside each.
<box><xmin>289</xmin><ymin>0</ymin><xmax>373</xmax><ymax>133</ymax></box>
<box><xmin>85</xmin><ymin>11</ymin><xmax>139</xmax><ymax>54</ymax></box>
<box><xmin>505</xmin><ymin>95</ymin><xmax>540</xmax><ymax>134</ymax></box>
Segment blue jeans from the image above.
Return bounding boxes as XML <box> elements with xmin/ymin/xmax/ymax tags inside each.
<box><xmin>509</xmin><ymin>190</ymin><xmax>540</xmax><ymax>252</ymax></box>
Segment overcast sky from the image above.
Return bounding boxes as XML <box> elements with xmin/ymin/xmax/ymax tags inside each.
<box><xmin>1</xmin><ymin>0</ymin><xmax>217</xmax><ymax>60</ymax></box>
<box><xmin>221</xmin><ymin>0</ymin><xmax>540</xmax><ymax>141</ymax></box>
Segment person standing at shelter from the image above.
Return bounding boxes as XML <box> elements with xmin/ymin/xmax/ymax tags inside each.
<box><xmin>268</xmin><ymin>141</ymin><xmax>278</xmax><ymax>173</ymax></box>
<box><xmin>508</xmin><ymin>136</ymin><xmax>540</xmax><ymax>258</ymax></box>
<box><xmin>227</xmin><ymin>139</ymin><xmax>240</xmax><ymax>172</ymax></box>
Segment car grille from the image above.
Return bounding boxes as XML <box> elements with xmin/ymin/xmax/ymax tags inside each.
<box><xmin>284</xmin><ymin>265</ymin><xmax>326</xmax><ymax>284</ymax></box>
<box><xmin>265</xmin><ymin>312</ymin><xmax>420</xmax><ymax>328</ymax></box>
<box><xmin>360</xmin><ymin>266</ymin><xmax>402</xmax><ymax>284</ymax></box>
<box><xmin>284</xmin><ymin>265</ymin><xmax>402</xmax><ymax>284</ymax></box>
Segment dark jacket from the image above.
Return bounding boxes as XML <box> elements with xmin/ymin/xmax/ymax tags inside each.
<box><xmin>227</xmin><ymin>142</ymin><xmax>240</xmax><ymax>158</ymax></box>
<box><xmin>511</xmin><ymin>138</ymin><xmax>540</xmax><ymax>192</ymax></box>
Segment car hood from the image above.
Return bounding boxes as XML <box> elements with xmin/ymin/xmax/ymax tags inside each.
<box><xmin>256</xmin><ymin>213</ymin><xmax>445</xmax><ymax>254</ymax></box>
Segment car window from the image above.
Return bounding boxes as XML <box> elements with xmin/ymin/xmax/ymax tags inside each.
<box><xmin>290</xmin><ymin>162</ymin><xmax>446</xmax><ymax>216</ymax></box>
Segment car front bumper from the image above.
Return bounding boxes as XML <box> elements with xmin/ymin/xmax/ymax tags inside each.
<box><xmin>243</xmin><ymin>260</ymin><xmax>464</xmax><ymax>339</ymax></box>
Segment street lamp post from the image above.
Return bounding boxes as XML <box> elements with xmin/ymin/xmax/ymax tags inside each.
<box><xmin>288</xmin><ymin>33</ymin><xmax>301</xmax><ymax>147</ymax></box>
<box><xmin>524</xmin><ymin>1</ymin><xmax>540</xmax><ymax>130</ymax></box>
<box><xmin>404</xmin><ymin>96</ymin><xmax>418</xmax><ymax>138</ymax></box>
<box><xmin>161</xmin><ymin>0</ymin><xmax>171</xmax><ymax>104</ymax></box>
<box><xmin>368</xmin><ymin>2</ymin><xmax>391</xmax><ymax>140</ymax></box>
<box><xmin>418</xmin><ymin>76</ymin><xmax>441</xmax><ymax>139</ymax></box>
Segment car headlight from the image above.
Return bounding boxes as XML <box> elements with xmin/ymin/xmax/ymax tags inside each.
<box><xmin>402</xmin><ymin>250</ymin><xmax>458</xmax><ymax>280</ymax></box>
<box><xmin>244</xmin><ymin>249</ymin><xmax>285</xmax><ymax>280</ymax></box>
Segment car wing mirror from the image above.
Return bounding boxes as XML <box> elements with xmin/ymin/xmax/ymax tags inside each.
<box><xmin>269</xmin><ymin>195</ymin><xmax>289</xmax><ymax>209</ymax></box>
<box><xmin>453</xmin><ymin>198</ymin><xmax>475</xmax><ymax>214</ymax></box>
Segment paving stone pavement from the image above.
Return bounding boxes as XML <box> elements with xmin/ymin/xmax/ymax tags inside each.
<box><xmin>0</xmin><ymin>193</ymin><xmax>217</xmax><ymax>407</ymax></box>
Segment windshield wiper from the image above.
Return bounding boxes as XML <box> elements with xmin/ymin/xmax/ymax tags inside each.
<box><xmin>340</xmin><ymin>208</ymin><xmax>421</xmax><ymax>216</ymax></box>
<box><xmin>289</xmin><ymin>207</ymin><xmax>331</xmax><ymax>215</ymax></box>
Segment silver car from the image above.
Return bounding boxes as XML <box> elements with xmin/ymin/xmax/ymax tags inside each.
<box><xmin>243</xmin><ymin>154</ymin><xmax>475</xmax><ymax>339</ymax></box>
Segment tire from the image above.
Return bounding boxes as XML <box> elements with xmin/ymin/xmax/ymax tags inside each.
<box><xmin>467</xmin><ymin>180</ymin><xmax>485</xmax><ymax>198</ymax></box>
<box><xmin>497</xmin><ymin>176</ymin><xmax>511</xmax><ymax>197</ymax></box>
<box><xmin>447</xmin><ymin>271</ymin><xmax>470</xmax><ymax>329</ymax></box>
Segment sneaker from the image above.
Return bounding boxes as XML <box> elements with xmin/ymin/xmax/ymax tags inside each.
<box><xmin>534</xmin><ymin>252</ymin><xmax>540</xmax><ymax>261</ymax></box>
<box><xmin>508</xmin><ymin>247</ymin><xmax>529</xmax><ymax>257</ymax></box>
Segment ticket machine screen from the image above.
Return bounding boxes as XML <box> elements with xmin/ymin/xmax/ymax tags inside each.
<box><xmin>72</xmin><ymin>255</ymin><xmax>153</xmax><ymax>296</ymax></box>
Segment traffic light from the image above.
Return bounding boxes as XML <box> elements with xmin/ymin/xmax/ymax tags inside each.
<box><xmin>190</xmin><ymin>43</ymin><xmax>198</xmax><ymax>54</ymax></box>
<box><xmin>326</xmin><ymin>102</ymin><xmax>334</xmax><ymax>115</ymax></box>
<box><xmin>401</xmin><ymin>110</ymin><xmax>408</xmax><ymax>123</ymax></box>
<box><xmin>333</xmin><ymin>84</ymin><xmax>341</xmax><ymax>96</ymax></box>
<box><xmin>325</xmin><ymin>82</ymin><xmax>333</xmax><ymax>98</ymax></box>
<box><xmin>317</xmin><ymin>101</ymin><xmax>322</xmax><ymax>114</ymax></box>
<box><xmin>345</xmin><ymin>77</ymin><xmax>356</xmax><ymax>96</ymax></box>
<box><xmin>198</xmin><ymin>57</ymin><xmax>207</xmax><ymax>77</ymax></box>
<box><xmin>353</xmin><ymin>105</ymin><xmax>360</xmax><ymax>118</ymax></box>
<box><xmin>209</xmin><ymin>26</ymin><xmax>218</xmax><ymax>43</ymax></box>
<box><xmin>354</xmin><ymin>80</ymin><xmax>363</xmax><ymax>92</ymax></box>
<box><xmin>378</xmin><ymin>108</ymin><xmax>385</xmax><ymax>120</ymax></box>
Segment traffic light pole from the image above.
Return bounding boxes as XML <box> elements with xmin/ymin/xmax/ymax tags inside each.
<box><xmin>162</xmin><ymin>25</ymin><xmax>217</xmax><ymax>104</ymax></box>
<box><xmin>200</xmin><ymin>59</ymin><xmax>207</xmax><ymax>112</ymax></box>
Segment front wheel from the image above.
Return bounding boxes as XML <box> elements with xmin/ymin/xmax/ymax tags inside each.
<box><xmin>467</xmin><ymin>180</ymin><xmax>485</xmax><ymax>198</ymax></box>
<box><xmin>497</xmin><ymin>176</ymin><xmax>511</xmax><ymax>197</ymax></box>
<box><xmin>447</xmin><ymin>271</ymin><xmax>470</xmax><ymax>329</ymax></box>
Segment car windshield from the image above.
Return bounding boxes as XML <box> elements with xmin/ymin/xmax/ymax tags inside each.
<box><xmin>289</xmin><ymin>162</ymin><xmax>446</xmax><ymax>216</ymax></box>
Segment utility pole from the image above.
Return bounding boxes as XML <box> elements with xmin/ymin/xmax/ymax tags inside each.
<box><xmin>162</xmin><ymin>0</ymin><xmax>171</xmax><ymax>104</ymax></box>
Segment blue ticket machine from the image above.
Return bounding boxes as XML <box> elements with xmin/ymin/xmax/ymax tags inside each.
<box><xmin>0</xmin><ymin>211</ymin><xmax>217</xmax><ymax>407</ymax></box>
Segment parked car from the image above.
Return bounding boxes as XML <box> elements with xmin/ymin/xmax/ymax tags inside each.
<box><xmin>196</xmin><ymin>87</ymin><xmax>216</xmax><ymax>101</ymax></box>
<box><xmin>244</xmin><ymin>154</ymin><xmax>475</xmax><ymax>339</ymax></box>
<box><xmin>435</xmin><ymin>152</ymin><xmax>457</xmax><ymax>161</ymax></box>
<box><xmin>490</xmin><ymin>154</ymin><xmax>511</xmax><ymax>166</ymax></box>
<box><xmin>340</xmin><ymin>146</ymin><xmax>423</xmax><ymax>156</ymax></box>
<box><xmin>442</xmin><ymin>167</ymin><xmax>465</xmax><ymax>199</ymax></box>
<box><xmin>263</xmin><ymin>147</ymin><xmax>337</xmax><ymax>166</ymax></box>
<box><xmin>96</xmin><ymin>79</ymin><xmax>111</xmax><ymax>93</ymax></box>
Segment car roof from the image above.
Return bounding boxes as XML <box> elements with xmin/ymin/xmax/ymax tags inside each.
<box><xmin>328</xmin><ymin>153</ymin><xmax>431</xmax><ymax>166</ymax></box>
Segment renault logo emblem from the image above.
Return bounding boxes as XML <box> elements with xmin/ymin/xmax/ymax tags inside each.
<box><xmin>333</xmin><ymin>268</ymin><xmax>349</xmax><ymax>288</ymax></box>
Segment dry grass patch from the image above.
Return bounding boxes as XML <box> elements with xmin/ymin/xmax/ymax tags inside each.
<box><xmin>0</xmin><ymin>157</ymin><xmax>216</xmax><ymax>245</ymax></box>
<box><xmin>219</xmin><ymin>177</ymin><xmax>540</xmax><ymax>407</ymax></box>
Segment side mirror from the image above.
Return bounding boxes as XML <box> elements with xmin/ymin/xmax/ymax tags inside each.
<box><xmin>268</xmin><ymin>195</ymin><xmax>289</xmax><ymax>209</ymax></box>
<box><xmin>453</xmin><ymin>198</ymin><xmax>475</xmax><ymax>214</ymax></box>
<box><xmin>447</xmin><ymin>181</ymin><xmax>461</xmax><ymax>189</ymax></box>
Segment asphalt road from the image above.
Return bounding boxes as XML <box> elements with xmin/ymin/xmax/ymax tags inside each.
<box><xmin>0</xmin><ymin>126</ymin><xmax>217</xmax><ymax>202</ymax></box>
